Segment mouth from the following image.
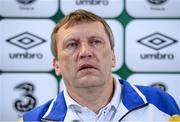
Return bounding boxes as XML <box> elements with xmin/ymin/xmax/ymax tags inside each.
<box><xmin>78</xmin><ymin>63</ymin><xmax>97</xmax><ymax>72</ymax></box>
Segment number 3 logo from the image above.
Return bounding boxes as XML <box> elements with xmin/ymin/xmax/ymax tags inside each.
<box><xmin>14</xmin><ymin>82</ymin><xmax>37</xmax><ymax>112</ymax></box>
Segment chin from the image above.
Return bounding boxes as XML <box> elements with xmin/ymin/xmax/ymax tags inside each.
<box><xmin>76</xmin><ymin>77</ymin><xmax>104</xmax><ymax>88</ymax></box>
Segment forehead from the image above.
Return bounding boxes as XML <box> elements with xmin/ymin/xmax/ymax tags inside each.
<box><xmin>56</xmin><ymin>21</ymin><xmax>107</xmax><ymax>39</ymax></box>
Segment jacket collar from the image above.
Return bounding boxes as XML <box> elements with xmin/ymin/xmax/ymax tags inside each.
<box><xmin>42</xmin><ymin>80</ymin><xmax>148</xmax><ymax>121</ymax></box>
<box><xmin>41</xmin><ymin>92</ymin><xmax>67</xmax><ymax>121</ymax></box>
<box><xmin>120</xmin><ymin>80</ymin><xmax>148</xmax><ymax>111</ymax></box>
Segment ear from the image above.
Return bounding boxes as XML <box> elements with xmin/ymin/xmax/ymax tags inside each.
<box><xmin>53</xmin><ymin>58</ymin><xmax>61</xmax><ymax>76</ymax></box>
<box><xmin>111</xmin><ymin>49</ymin><xmax>116</xmax><ymax>68</ymax></box>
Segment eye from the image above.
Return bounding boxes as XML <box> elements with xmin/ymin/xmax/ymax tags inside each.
<box><xmin>91</xmin><ymin>39</ymin><xmax>102</xmax><ymax>47</ymax></box>
<box><xmin>66</xmin><ymin>41</ymin><xmax>78</xmax><ymax>50</ymax></box>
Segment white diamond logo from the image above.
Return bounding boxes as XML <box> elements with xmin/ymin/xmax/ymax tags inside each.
<box><xmin>6</xmin><ymin>32</ymin><xmax>46</xmax><ymax>50</ymax></box>
<box><xmin>137</xmin><ymin>33</ymin><xmax>178</xmax><ymax>50</ymax></box>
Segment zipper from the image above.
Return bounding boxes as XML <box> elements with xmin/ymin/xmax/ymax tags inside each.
<box><xmin>119</xmin><ymin>103</ymin><xmax>149</xmax><ymax>121</ymax></box>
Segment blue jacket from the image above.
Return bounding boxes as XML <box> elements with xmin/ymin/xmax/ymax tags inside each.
<box><xmin>23</xmin><ymin>80</ymin><xmax>180</xmax><ymax>121</ymax></box>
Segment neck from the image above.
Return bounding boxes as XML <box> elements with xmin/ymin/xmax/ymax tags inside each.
<box><xmin>66</xmin><ymin>77</ymin><xmax>114</xmax><ymax>113</ymax></box>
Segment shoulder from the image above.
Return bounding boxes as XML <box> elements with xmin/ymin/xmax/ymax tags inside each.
<box><xmin>136</xmin><ymin>85</ymin><xmax>180</xmax><ymax>115</ymax></box>
<box><xmin>22</xmin><ymin>91</ymin><xmax>67</xmax><ymax>121</ymax></box>
<box><xmin>23</xmin><ymin>99</ymin><xmax>53</xmax><ymax>121</ymax></box>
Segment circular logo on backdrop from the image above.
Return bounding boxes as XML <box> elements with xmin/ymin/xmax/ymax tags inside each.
<box><xmin>16</xmin><ymin>0</ymin><xmax>36</xmax><ymax>5</ymax></box>
<box><xmin>147</xmin><ymin>0</ymin><xmax>167</xmax><ymax>5</ymax></box>
<box><xmin>150</xmin><ymin>82</ymin><xmax>167</xmax><ymax>91</ymax></box>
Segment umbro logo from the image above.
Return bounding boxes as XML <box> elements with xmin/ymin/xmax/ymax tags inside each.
<box><xmin>137</xmin><ymin>32</ymin><xmax>178</xmax><ymax>51</ymax></box>
<box><xmin>6</xmin><ymin>32</ymin><xmax>46</xmax><ymax>50</ymax></box>
<box><xmin>75</xmin><ymin>0</ymin><xmax>109</xmax><ymax>5</ymax></box>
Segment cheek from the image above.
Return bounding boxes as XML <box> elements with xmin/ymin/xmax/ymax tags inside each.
<box><xmin>100</xmin><ymin>49</ymin><xmax>113</xmax><ymax>65</ymax></box>
<box><xmin>58</xmin><ymin>53</ymin><xmax>76</xmax><ymax>70</ymax></box>
<box><xmin>59</xmin><ymin>56</ymin><xmax>69</xmax><ymax>67</ymax></box>
<box><xmin>104</xmin><ymin>48</ymin><xmax>112</xmax><ymax>58</ymax></box>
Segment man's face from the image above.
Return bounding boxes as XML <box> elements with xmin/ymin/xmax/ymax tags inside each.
<box><xmin>54</xmin><ymin>21</ymin><xmax>115</xmax><ymax>89</ymax></box>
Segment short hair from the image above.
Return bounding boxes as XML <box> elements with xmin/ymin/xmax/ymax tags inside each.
<box><xmin>51</xmin><ymin>9</ymin><xmax>114</xmax><ymax>58</ymax></box>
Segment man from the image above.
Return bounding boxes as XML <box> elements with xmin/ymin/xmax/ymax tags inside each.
<box><xmin>22</xmin><ymin>9</ymin><xmax>180</xmax><ymax>121</ymax></box>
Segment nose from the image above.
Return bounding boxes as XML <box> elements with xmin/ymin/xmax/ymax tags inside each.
<box><xmin>79</xmin><ymin>42</ymin><xmax>93</xmax><ymax>59</ymax></box>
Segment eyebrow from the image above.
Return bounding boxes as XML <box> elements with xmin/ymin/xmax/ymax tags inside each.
<box><xmin>63</xmin><ymin>32</ymin><xmax>105</xmax><ymax>43</ymax></box>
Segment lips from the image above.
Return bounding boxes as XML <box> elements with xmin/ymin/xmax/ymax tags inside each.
<box><xmin>78</xmin><ymin>63</ymin><xmax>97</xmax><ymax>71</ymax></box>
